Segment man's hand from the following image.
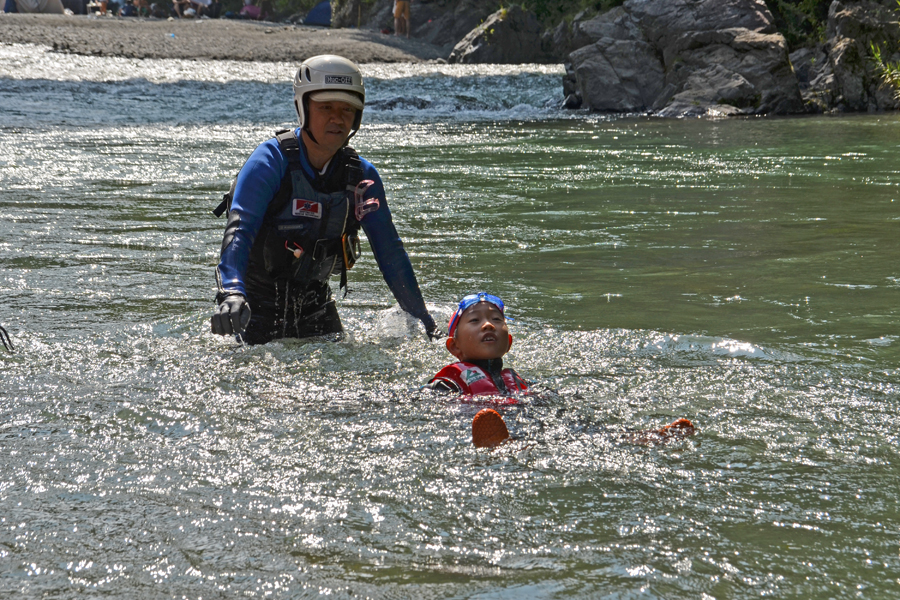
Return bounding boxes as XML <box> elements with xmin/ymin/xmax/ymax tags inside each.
<box><xmin>211</xmin><ymin>293</ymin><xmax>251</xmax><ymax>336</ymax></box>
<box><xmin>423</xmin><ymin>315</ymin><xmax>444</xmax><ymax>341</ymax></box>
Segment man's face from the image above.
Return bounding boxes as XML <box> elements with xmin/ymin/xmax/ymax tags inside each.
<box><xmin>447</xmin><ymin>301</ymin><xmax>511</xmax><ymax>362</ymax></box>
<box><xmin>305</xmin><ymin>99</ymin><xmax>357</xmax><ymax>156</ymax></box>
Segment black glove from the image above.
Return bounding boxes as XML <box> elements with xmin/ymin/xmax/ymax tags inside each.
<box><xmin>211</xmin><ymin>293</ymin><xmax>251</xmax><ymax>336</ymax></box>
<box><xmin>423</xmin><ymin>315</ymin><xmax>444</xmax><ymax>341</ymax></box>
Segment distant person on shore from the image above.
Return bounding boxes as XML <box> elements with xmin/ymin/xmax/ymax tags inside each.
<box><xmin>393</xmin><ymin>0</ymin><xmax>409</xmax><ymax>38</ymax></box>
<box><xmin>426</xmin><ymin>292</ymin><xmax>696</xmax><ymax>448</ymax></box>
<box><xmin>189</xmin><ymin>0</ymin><xmax>208</xmax><ymax>16</ymax></box>
<box><xmin>171</xmin><ymin>0</ymin><xmax>188</xmax><ymax>17</ymax></box>
<box><xmin>210</xmin><ymin>55</ymin><xmax>439</xmax><ymax>345</ymax></box>
<box><xmin>118</xmin><ymin>0</ymin><xmax>136</xmax><ymax>15</ymax></box>
<box><xmin>237</xmin><ymin>0</ymin><xmax>259</xmax><ymax>19</ymax></box>
<box><xmin>231</xmin><ymin>0</ymin><xmax>267</xmax><ymax>19</ymax></box>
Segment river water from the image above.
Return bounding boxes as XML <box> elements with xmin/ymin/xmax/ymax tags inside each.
<box><xmin>1</xmin><ymin>43</ymin><xmax>899</xmax><ymax>598</ymax></box>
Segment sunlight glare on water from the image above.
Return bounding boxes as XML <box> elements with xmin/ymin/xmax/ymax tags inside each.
<box><xmin>1</xmin><ymin>43</ymin><xmax>899</xmax><ymax>598</ymax></box>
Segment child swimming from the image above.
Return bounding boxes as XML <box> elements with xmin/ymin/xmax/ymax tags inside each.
<box><xmin>426</xmin><ymin>292</ymin><xmax>695</xmax><ymax>447</ymax></box>
<box><xmin>427</xmin><ymin>292</ymin><xmax>527</xmax><ymax>398</ymax></box>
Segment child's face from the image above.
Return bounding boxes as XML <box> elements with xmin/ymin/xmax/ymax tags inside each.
<box><xmin>446</xmin><ymin>301</ymin><xmax>511</xmax><ymax>362</ymax></box>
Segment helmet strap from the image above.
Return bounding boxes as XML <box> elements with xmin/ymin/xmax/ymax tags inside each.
<box><xmin>300</xmin><ymin>96</ymin><xmax>319</xmax><ymax>144</ymax></box>
<box><xmin>304</xmin><ymin>125</ymin><xmax>319</xmax><ymax>145</ymax></box>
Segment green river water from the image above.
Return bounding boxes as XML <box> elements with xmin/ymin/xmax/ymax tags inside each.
<box><xmin>1</xmin><ymin>46</ymin><xmax>899</xmax><ymax>598</ymax></box>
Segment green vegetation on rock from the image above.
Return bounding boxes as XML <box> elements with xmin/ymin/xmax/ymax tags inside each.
<box><xmin>871</xmin><ymin>0</ymin><xmax>900</xmax><ymax>100</ymax></box>
<box><xmin>763</xmin><ymin>0</ymin><xmax>830</xmax><ymax>49</ymax></box>
<box><xmin>870</xmin><ymin>42</ymin><xmax>900</xmax><ymax>97</ymax></box>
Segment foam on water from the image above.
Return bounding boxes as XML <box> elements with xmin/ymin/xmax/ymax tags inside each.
<box><xmin>0</xmin><ymin>43</ymin><xmax>567</xmax><ymax>128</ymax></box>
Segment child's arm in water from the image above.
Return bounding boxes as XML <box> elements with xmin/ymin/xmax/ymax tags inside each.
<box><xmin>422</xmin><ymin>377</ymin><xmax>462</xmax><ymax>394</ymax></box>
<box><xmin>619</xmin><ymin>418</ymin><xmax>696</xmax><ymax>445</ymax></box>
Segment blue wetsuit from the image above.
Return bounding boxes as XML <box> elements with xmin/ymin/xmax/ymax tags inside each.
<box><xmin>216</xmin><ymin>128</ymin><xmax>434</xmax><ymax>343</ymax></box>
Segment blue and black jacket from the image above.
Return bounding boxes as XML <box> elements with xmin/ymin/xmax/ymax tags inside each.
<box><xmin>216</xmin><ymin>127</ymin><xmax>435</xmax><ymax>331</ymax></box>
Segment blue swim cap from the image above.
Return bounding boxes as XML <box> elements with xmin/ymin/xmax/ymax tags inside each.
<box><xmin>447</xmin><ymin>292</ymin><xmax>505</xmax><ymax>338</ymax></box>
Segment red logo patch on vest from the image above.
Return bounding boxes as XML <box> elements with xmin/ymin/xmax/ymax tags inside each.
<box><xmin>292</xmin><ymin>199</ymin><xmax>322</xmax><ymax>219</ymax></box>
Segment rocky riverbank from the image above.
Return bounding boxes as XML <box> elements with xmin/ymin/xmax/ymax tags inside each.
<box><xmin>551</xmin><ymin>0</ymin><xmax>900</xmax><ymax>116</ymax></box>
<box><xmin>0</xmin><ymin>12</ymin><xmax>445</xmax><ymax>63</ymax></box>
<box><xmin>5</xmin><ymin>0</ymin><xmax>900</xmax><ymax>116</ymax></box>
<box><xmin>433</xmin><ymin>0</ymin><xmax>900</xmax><ymax>116</ymax></box>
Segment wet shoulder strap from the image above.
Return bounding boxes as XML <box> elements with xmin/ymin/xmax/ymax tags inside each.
<box><xmin>338</xmin><ymin>146</ymin><xmax>366</xmax><ymax>295</ymax></box>
<box><xmin>212</xmin><ymin>178</ymin><xmax>236</xmax><ymax>218</ymax></box>
<box><xmin>260</xmin><ymin>129</ymin><xmax>303</xmax><ymax>221</ymax></box>
<box><xmin>275</xmin><ymin>129</ymin><xmax>302</xmax><ymax>169</ymax></box>
<box><xmin>344</xmin><ymin>146</ymin><xmax>363</xmax><ymax>190</ymax></box>
<box><xmin>212</xmin><ymin>129</ymin><xmax>299</xmax><ymax>219</ymax></box>
<box><xmin>342</xmin><ymin>146</ymin><xmax>364</xmax><ymax>229</ymax></box>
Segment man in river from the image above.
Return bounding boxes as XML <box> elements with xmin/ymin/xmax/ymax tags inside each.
<box><xmin>211</xmin><ymin>54</ymin><xmax>438</xmax><ymax>345</ymax></box>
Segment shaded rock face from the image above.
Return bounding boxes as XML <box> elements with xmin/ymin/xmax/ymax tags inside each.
<box><xmin>358</xmin><ymin>0</ymin><xmax>501</xmax><ymax>53</ymax></box>
<box><xmin>822</xmin><ymin>0</ymin><xmax>900</xmax><ymax>111</ymax></box>
<box><xmin>545</xmin><ymin>6</ymin><xmax>642</xmax><ymax>61</ymax></box>
<box><xmin>448</xmin><ymin>5</ymin><xmax>557</xmax><ymax>63</ymax></box>
<box><xmin>624</xmin><ymin>0</ymin><xmax>775</xmax><ymax>48</ymax></box>
<box><xmin>416</xmin><ymin>0</ymin><xmax>501</xmax><ymax>50</ymax></box>
<box><xmin>661</xmin><ymin>28</ymin><xmax>804</xmax><ymax>116</ymax></box>
<box><xmin>331</xmin><ymin>0</ymin><xmax>358</xmax><ymax>29</ymax></box>
<box><xmin>562</xmin><ymin>0</ymin><xmax>805</xmax><ymax>116</ymax></box>
<box><xmin>569</xmin><ymin>36</ymin><xmax>666</xmax><ymax>111</ymax></box>
<box><xmin>790</xmin><ymin>43</ymin><xmax>837</xmax><ymax>111</ymax></box>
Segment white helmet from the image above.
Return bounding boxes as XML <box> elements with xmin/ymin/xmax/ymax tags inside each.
<box><xmin>293</xmin><ymin>55</ymin><xmax>366</xmax><ymax>134</ymax></box>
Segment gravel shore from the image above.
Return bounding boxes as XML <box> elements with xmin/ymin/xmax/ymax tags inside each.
<box><xmin>1</xmin><ymin>12</ymin><xmax>447</xmax><ymax>63</ymax></box>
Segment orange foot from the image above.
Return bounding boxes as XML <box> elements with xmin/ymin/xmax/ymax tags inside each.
<box><xmin>657</xmin><ymin>418</ymin><xmax>695</xmax><ymax>437</ymax></box>
<box><xmin>472</xmin><ymin>408</ymin><xmax>510</xmax><ymax>448</ymax></box>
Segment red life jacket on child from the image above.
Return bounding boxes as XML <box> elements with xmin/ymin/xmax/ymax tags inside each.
<box><xmin>429</xmin><ymin>361</ymin><xmax>528</xmax><ymax>403</ymax></box>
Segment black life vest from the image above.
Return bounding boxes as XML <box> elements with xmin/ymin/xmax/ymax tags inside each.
<box><xmin>214</xmin><ymin>130</ymin><xmax>365</xmax><ymax>294</ymax></box>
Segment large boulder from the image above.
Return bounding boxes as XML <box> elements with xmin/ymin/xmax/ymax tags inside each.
<box><xmin>659</xmin><ymin>63</ymin><xmax>759</xmax><ymax>116</ymax></box>
<box><xmin>448</xmin><ymin>5</ymin><xmax>556</xmax><ymax>63</ymax></box>
<box><xmin>565</xmin><ymin>0</ymin><xmax>805</xmax><ymax>116</ymax></box>
<box><xmin>543</xmin><ymin>6</ymin><xmax>645</xmax><ymax>60</ymax></box>
<box><xmin>568</xmin><ymin>36</ymin><xmax>666</xmax><ymax>111</ymax></box>
<box><xmin>624</xmin><ymin>0</ymin><xmax>776</xmax><ymax>48</ymax></box>
<box><xmin>659</xmin><ymin>28</ymin><xmax>804</xmax><ymax>115</ymax></box>
<box><xmin>789</xmin><ymin>44</ymin><xmax>835</xmax><ymax>112</ymax></box>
